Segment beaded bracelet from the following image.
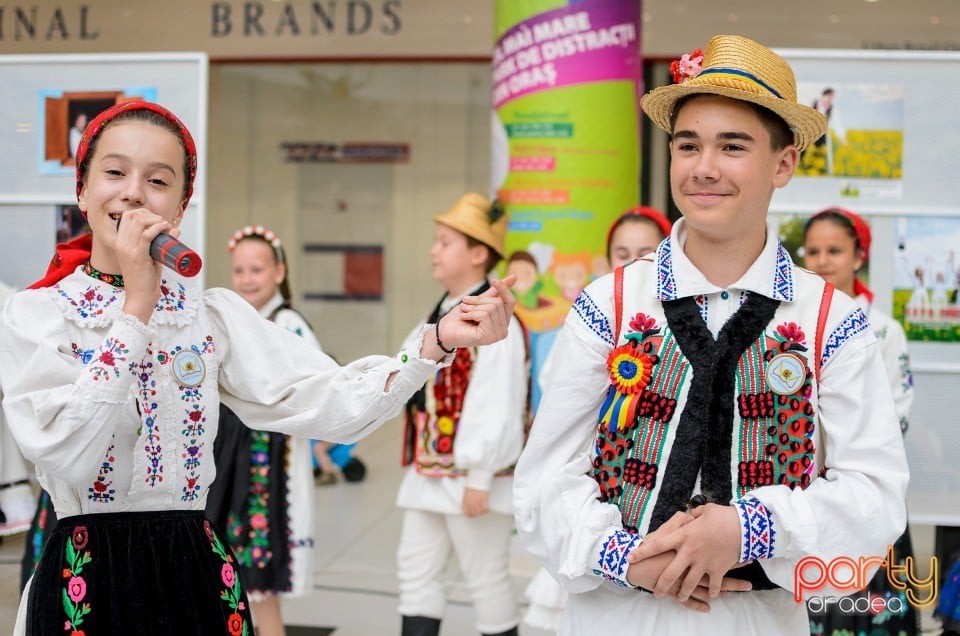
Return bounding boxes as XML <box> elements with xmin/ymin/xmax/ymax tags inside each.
<box><xmin>435</xmin><ymin>315</ymin><xmax>456</xmax><ymax>354</ymax></box>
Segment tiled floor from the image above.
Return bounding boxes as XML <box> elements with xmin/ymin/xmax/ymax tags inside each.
<box><xmin>0</xmin><ymin>417</ymin><xmax>948</xmax><ymax>634</ymax></box>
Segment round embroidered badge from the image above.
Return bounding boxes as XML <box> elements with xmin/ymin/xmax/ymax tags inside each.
<box><xmin>766</xmin><ymin>353</ymin><xmax>806</xmax><ymax>395</ymax></box>
<box><xmin>172</xmin><ymin>349</ymin><xmax>206</xmax><ymax>387</ymax></box>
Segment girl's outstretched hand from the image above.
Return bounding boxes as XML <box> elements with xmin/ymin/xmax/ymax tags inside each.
<box><xmin>438</xmin><ymin>275</ymin><xmax>517</xmax><ymax>349</ymax></box>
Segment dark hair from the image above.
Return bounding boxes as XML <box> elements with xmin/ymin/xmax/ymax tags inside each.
<box><xmin>509</xmin><ymin>251</ymin><xmax>537</xmax><ymax>267</ymax></box>
<box><xmin>234</xmin><ymin>234</ymin><xmax>292</xmax><ymax>303</ymax></box>
<box><xmin>465</xmin><ymin>236</ymin><xmax>503</xmax><ymax>274</ymax></box>
<box><xmin>802</xmin><ymin>209</ymin><xmax>860</xmax><ymax>252</ymax></box>
<box><xmin>80</xmin><ymin>109</ymin><xmax>192</xmax><ymax>204</ymax></box>
<box><xmin>670</xmin><ymin>94</ymin><xmax>794</xmax><ymax>150</ymax></box>
<box><xmin>606</xmin><ymin>215</ymin><xmax>667</xmax><ymax>262</ymax></box>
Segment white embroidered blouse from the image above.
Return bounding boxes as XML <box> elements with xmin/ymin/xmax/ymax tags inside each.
<box><xmin>857</xmin><ymin>294</ymin><xmax>914</xmax><ymax>433</ymax></box>
<box><xmin>0</xmin><ymin>268</ymin><xmax>444</xmax><ymax>519</ymax></box>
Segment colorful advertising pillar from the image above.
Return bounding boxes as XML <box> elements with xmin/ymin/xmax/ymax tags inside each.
<box><xmin>492</xmin><ymin>0</ymin><xmax>642</xmax><ymax>408</ymax></box>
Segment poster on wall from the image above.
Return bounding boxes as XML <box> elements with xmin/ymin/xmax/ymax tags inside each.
<box><xmin>892</xmin><ymin>216</ymin><xmax>960</xmax><ymax>343</ymax></box>
<box><xmin>773</xmin><ymin>49</ymin><xmax>960</xmax><ymax>525</ymax></box>
<box><xmin>795</xmin><ymin>82</ymin><xmax>904</xmax><ymax>199</ymax></box>
<box><xmin>38</xmin><ymin>87</ymin><xmax>158</xmax><ymax>175</ymax></box>
<box><xmin>492</xmin><ymin>0</ymin><xmax>642</xmax><ymax>409</ymax></box>
<box><xmin>773</xmin><ymin>50</ymin><xmax>960</xmax><ymax>214</ymax></box>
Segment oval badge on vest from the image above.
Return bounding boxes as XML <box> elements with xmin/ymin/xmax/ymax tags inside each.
<box><xmin>172</xmin><ymin>349</ymin><xmax>206</xmax><ymax>387</ymax></box>
<box><xmin>766</xmin><ymin>353</ymin><xmax>806</xmax><ymax>395</ymax></box>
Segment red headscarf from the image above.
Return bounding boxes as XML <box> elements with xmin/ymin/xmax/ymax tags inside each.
<box><xmin>810</xmin><ymin>206</ymin><xmax>873</xmax><ymax>302</ymax></box>
<box><xmin>606</xmin><ymin>206</ymin><xmax>673</xmax><ymax>252</ymax></box>
<box><xmin>29</xmin><ymin>101</ymin><xmax>198</xmax><ymax>289</ymax></box>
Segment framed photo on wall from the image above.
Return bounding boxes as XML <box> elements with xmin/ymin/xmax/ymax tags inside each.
<box><xmin>38</xmin><ymin>87</ymin><xmax>158</xmax><ymax>175</ymax></box>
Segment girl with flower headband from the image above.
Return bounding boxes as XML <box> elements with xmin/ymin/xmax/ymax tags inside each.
<box><xmin>802</xmin><ymin>207</ymin><xmax>918</xmax><ymax>636</ymax></box>
<box><xmin>202</xmin><ymin>225</ymin><xmax>316</xmax><ymax>636</ymax></box>
<box><xmin>0</xmin><ymin>101</ymin><xmax>517</xmax><ymax>636</ymax></box>
<box><xmin>223</xmin><ymin>226</ymin><xmax>367</xmax><ymax>487</ymax></box>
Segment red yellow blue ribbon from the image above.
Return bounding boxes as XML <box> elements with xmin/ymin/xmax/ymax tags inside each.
<box><xmin>599</xmin><ymin>344</ymin><xmax>653</xmax><ymax>433</ymax></box>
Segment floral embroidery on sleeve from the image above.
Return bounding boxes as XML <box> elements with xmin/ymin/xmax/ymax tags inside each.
<box><xmin>71</xmin><ymin>343</ymin><xmax>95</xmax><ymax>364</ymax></box>
<box><xmin>88</xmin><ymin>337</ymin><xmax>130</xmax><ymax>382</ymax></box>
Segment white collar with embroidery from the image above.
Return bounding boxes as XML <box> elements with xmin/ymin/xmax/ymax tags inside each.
<box><xmin>654</xmin><ymin>219</ymin><xmax>796</xmax><ymax>303</ymax></box>
<box><xmin>49</xmin><ymin>266</ymin><xmax>201</xmax><ymax>328</ymax></box>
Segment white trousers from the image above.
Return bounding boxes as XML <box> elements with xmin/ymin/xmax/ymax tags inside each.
<box><xmin>396</xmin><ymin>509</ymin><xmax>519</xmax><ymax>634</ymax></box>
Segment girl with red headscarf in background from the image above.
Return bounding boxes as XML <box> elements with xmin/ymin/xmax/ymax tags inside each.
<box><xmin>802</xmin><ymin>207</ymin><xmax>918</xmax><ymax>636</ymax></box>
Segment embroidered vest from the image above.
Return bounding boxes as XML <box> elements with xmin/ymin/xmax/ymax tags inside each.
<box><xmin>403</xmin><ymin>346</ymin><xmax>478</xmax><ymax>477</ymax></box>
<box><xmin>592</xmin><ymin>260</ymin><xmax>829</xmax><ymax>577</ymax></box>
<box><xmin>402</xmin><ymin>283</ymin><xmax>490</xmax><ymax>478</ymax></box>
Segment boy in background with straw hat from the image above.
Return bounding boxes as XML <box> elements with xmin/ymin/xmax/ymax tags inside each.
<box><xmin>513</xmin><ymin>35</ymin><xmax>908</xmax><ymax>634</ymax></box>
<box><xmin>396</xmin><ymin>193</ymin><xmax>528</xmax><ymax>636</ymax></box>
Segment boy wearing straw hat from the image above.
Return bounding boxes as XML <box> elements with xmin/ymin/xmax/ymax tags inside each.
<box><xmin>396</xmin><ymin>193</ymin><xmax>527</xmax><ymax>636</ymax></box>
<box><xmin>513</xmin><ymin>35</ymin><xmax>908</xmax><ymax>634</ymax></box>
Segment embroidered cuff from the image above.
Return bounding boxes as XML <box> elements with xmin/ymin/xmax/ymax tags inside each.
<box><xmin>734</xmin><ymin>497</ymin><xmax>777</xmax><ymax>562</ymax></box>
<box><xmin>591</xmin><ymin>528</ymin><xmax>642</xmax><ymax>588</ymax></box>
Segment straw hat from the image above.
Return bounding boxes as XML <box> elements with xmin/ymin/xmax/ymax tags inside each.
<box><xmin>641</xmin><ymin>35</ymin><xmax>827</xmax><ymax>151</ymax></box>
<box><xmin>434</xmin><ymin>193</ymin><xmax>508</xmax><ymax>258</ymax></box>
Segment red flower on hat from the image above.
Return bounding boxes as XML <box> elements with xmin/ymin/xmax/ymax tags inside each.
<box><xmin>670</xmin><ymin>48</ymin><xmax>704</xmax><ymax>84</ymax></box>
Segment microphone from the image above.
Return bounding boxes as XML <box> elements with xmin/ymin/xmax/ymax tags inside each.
<box><xmin>150</xmin><ymin>233</ymin><xmax>203</xmax><ymax>277</ymax></box>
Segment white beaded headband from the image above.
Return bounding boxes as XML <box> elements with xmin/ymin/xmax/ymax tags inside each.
<box><xmin>227</xmin><ymin>225</ymin><xmax>284</xmax><ymax>264</ymax></box>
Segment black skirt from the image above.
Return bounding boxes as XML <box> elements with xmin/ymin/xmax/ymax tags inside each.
<box><xmin>206</xmin><ymin>403</ymin><xmax>293</xmax><ymax>595</ymax></box>
<box><xmin>26</xmin><ymin>509</ymin><xmax>254</xmax><ymax>636</ymax></box>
